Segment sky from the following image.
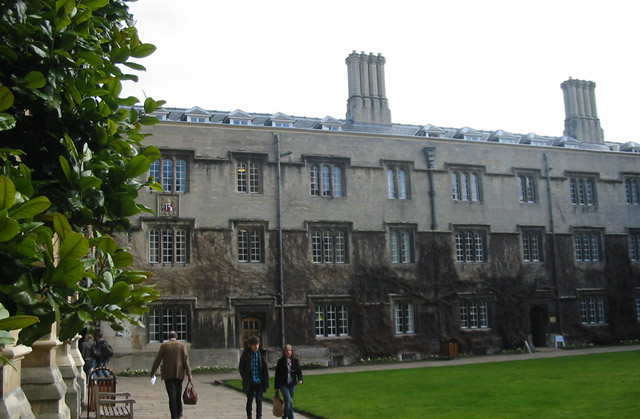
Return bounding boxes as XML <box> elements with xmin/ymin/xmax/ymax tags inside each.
<box><xmin>121</xmin><ymin>0</ymin><xmax>640</xmax><ymax>143</ymax></box>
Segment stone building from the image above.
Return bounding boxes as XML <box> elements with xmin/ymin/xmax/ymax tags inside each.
<box><xmin>110</xmin><ymin>51</ymin><xmax>640</xmax><ymax>370</ymax></box>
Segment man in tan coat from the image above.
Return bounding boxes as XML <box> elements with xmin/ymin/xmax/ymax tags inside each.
<box><xmin>150</xmin><ymin>331</ymin><xmax>193</xmax><ymax>419</ymax></box>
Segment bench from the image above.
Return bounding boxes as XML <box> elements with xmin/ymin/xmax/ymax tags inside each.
<box><xmin>88</xmin><ymin>367</ymin><xmax>117</xmax><ymax>416</ymax></box>
<box><xmin>96</xmin><ymin>392</ymin><xmax>135</xmax><ymax>419</ymax></box>
<box><xmin>296</xmin><ymin>347</ymin><xmax>331</xmax><ymax>367</ymax></box>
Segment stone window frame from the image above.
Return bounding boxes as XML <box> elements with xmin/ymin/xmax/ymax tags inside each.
<box><xmin>393</xmin><ymin>301</ymin><xmax>416</xmax><ymax>335</ymax></box>
<box><xmin>385</xmin><ymin>161</ymin><xmax>412</xmax><ymax>200</ymax></box>
<box><xmin>454</xmin><ymin>226</ymin><xmax>489</xmax><ymax>263</ymax></box>
<box><xmin>449</xmin><ymin>165</ymin><xmax>484</xmax><ymax>202</ymax></box>
<box><xmin>148</xmin><ymin>303</ymin><xmax>192</xmax><ymax>343</ymax></box>
<box><xmin>148</xmin><ymin>224</ymin><xmax>191</xmax><ymax>265</ymax></box>
<box><xmin>517</xmin><ymin>172</ymin><xmax>538</xmax><ymax>204</ymax></box>
<box><xmin>149</xmin><ymin>152</ymin><xmax>191</xmax><ymax>193</ymax></box>
<box><xmin>314</xmin><ymin>302</ymin><xmax>350</xmax><ymax>338</ymax></box>
<box><xmin>459</xmin><ymin>298</ymin><xmax>491</xmax><ymax>330</ymax></box>
<box><xmin>572</xmin><ymin>228</ymin><xmax>603</xmax><ymax>263</ymax></box>
<box><xmin>233</xmin><ymin>152</ymin><xmax>266</xmax><ymax>195</ymax></box>
<box><xmin>568</xmin><ymin>173</ymin><xmax>598</xmax><ymax>207</ymax></box>
<box><xmin>310</xmin><ymin>227</ymin><xmax>348</xmax><ymax>264</ymax></box>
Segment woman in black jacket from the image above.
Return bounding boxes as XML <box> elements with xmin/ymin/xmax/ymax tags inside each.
<box><xmin>274</xmin><ymin>344</ymin><xmax>303</xmax><ymax>419</ymax></box>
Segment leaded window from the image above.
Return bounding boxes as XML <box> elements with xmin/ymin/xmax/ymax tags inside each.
<box><xmin>149</xmin><ymin>227</ymin><xmax>189</xmax><ymax>264</ymax></box>
<box><xmin>238</xmin><ymin>228</ymin><xmax>262</xmax><ymax>263</ymax></box>
<box><xmin>150</xmin><ymin>157</ymin><xmax>188</xmax><ymax>192</ymax></box>
<box><xmin>625</xmin><ymin>177</ymin><xmax>640</xmax><ymax>205</ymax></box>
<box><xmin>574</xmin><ymin>231</ymin><xmax>602</xmax><ymax>262</ymax></box>
<box><xmin>394</xmin><ymin>303</ymin><xmax>415</xmax><ymax>334</ymax></box>
<box><xmin>387</xmin><ymin>167</ymin><xmax>409</xmax><ymax>199</ymax></box>
<box><xmin>451</xmin><ymin>170</ymin><xmax>481</xmax><ymax>202</ymax></box>
<box><xmin>455</xmin><ymin>230</ymin><xmax>487</xmax><ymax>263</ymax></box>
<box><xmin>518</xmin><ymin>174</ymin><xmax>536</xmax><ymax>203</ymax></box>
<box><xmin>570</xmin><ymin>177</ymin><xmax>597</xmax><ymax>206</ymax></box>
<box><xmin>580</xmin><ymin>296</ymin><xmax>606</xmax><ymax>324</ymax></box>
<box><xmin>630</xmin><ymin>230</ymin><xmax>640</xmax><ymax>261</ymax></box>
<box><xmin>315</xmin><ymin>304</ymin><xmax>349</xmax><ymax>337</ymax></box>
<box><xmin>522</xmin><ymin>230</ymin><xmax>543</xmax><ymax>262</ymax></box>
<box><xmin>391</xmin><ymin>230</ymin><xmax>413</xmax><ymax>263</ymax></box>
<box><xmin>148</xmin><ymin>306</ymin><xmax>190</xmax><ymax>342</ymax></box>
<box><xmin>310</xmin><ymin>163</ymin><xmax>344</xmax><ymax>198</ymax></box>
<box><xmin>460</xmin><ymin>300</ymin><xmax>489</xmax><ymax>329</ymax></box>
<box><xmin>237</xmin><ymin>159</ymin><xmax>260</xmax><ymax>193</ymax></box>
<box><xmin>311</xmin><ymin>229</ymin><xmax>347</xmax><ymax>264</ymax></box>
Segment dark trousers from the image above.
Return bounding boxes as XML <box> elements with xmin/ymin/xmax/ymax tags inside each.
<box><xmin>165</xmin><ymin>378</ymin><xmax>184</xmax><ymax>419</ymax></box>
<box><xmin>246</xmin><ymin>383</ymin><xmax>263</xmax><ymax>418</ymax></box>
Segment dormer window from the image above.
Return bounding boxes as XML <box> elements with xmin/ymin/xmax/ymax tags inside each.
<box><xmin>455</xmin><ymin>127</ymin><xmax>483</xmax><ymax>142</ymax></box>
<box><xmin>314</xmin><ymin>116</ymin><xmax>344</xmax><ymax>132</ymax></box>
<box><xmin>620</xmin><ymin>142</ymin><xmax>640</xmax><ymax>153</ymax></box>
<box><xmin>531</xmin><ymin>141</ymin><xmax>547</xmax><ymax>147</ymax></box>
<box><xmin>267</xmin><ymin>112</ymin><xmax>295</xmax><ymax>128</ymax></box>
<box><xmin>226</xmin><ymin>109</ymin><xmax>254</xmax><ymax>126</ymax></box>
<box><xmin>417</xmin><ymin>124</ymin><xmax>446</xmax><ymax>138</ymax></box>
<box><xmin>151</xmin><ymin>113</ymin><xmax>168</xmax><ymax>121</ymax></box>
<box><xmin>183</xmin><ymin>106</ymin><xmax>211</xmax><ymax>123</ymax></box>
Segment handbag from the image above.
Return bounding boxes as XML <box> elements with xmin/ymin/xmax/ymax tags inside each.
<box><xmin>272</xmin><ymin>391</ymin><xmax>284</xmax><ymax>417</ymax></box>
<box><xmin>183</xmin><ymin>381</ymin><xmax>198</xmax><ymax>405</ymax></box>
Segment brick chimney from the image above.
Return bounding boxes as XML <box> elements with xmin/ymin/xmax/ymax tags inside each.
<box><xmin>561</xmin><ymin>78</ymin><xmax>605</xmax><ymax>143</ymax></box>
<box><xmin>345</xmin><ymin>51</ymin><xmax>392</xmax><ymax>124</ymax></box>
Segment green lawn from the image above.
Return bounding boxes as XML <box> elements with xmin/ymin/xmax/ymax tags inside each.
<box><xmin>226</xmin><ymin>351</ymin><xmax>640</xmax><ymax>418</ymax></box>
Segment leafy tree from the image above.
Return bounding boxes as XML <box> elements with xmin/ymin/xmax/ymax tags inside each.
<box><xmin>0</xmin><ymin>0</ymin><xmax>161</xmax><ymax>346</ymax></box>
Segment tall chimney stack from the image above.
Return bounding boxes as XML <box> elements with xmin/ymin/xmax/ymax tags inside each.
<box><xmin>561</xmin><ymin>78</ymin><xmax>604</xmax><ymax>143</ymax></box>
<box><xmin>346</xmin><ymin>51</ymin><xmax>392</xmax><ymax>124</ymax></box>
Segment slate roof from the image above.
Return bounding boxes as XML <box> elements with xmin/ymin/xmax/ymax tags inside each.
<box><xmin>145</xmin><ymin>107</ymin><xmax>635</xmax><ymax>154</ymax></box>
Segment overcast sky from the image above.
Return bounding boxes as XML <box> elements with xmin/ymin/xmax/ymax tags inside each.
<box><xmin>121</xmin><ymin>0</ymin><xmax>639</xmax><ymax>143</ymax></box>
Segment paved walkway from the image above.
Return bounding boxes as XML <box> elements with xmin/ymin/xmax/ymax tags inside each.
<box><xmin>83</xmin><ymin>344</ymin><xmax>639</xmax><ymax>419</ymax></box>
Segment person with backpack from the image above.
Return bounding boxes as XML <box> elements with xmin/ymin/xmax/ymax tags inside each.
<box><xmin>81</xmin><ymin>333</ymin><xmax>96</xmax><ymax>377</ymax></box>
<box><xmin>92</xmin><ymin>333</ymin><xmax>114</xmax><ymax>377</ymax></box>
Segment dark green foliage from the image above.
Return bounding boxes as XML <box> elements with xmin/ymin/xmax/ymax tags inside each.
<box><xmin>0</xmin><ymin>0</ymin><xmax>161</xmax><ymax>346</ymax></box>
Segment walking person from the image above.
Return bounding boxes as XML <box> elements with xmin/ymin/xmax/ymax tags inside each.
<box><xmin>150</xmin><ymin>331</ymin><xmax>193</xmax><ymax>419</ymax></box>
<box><xmin>239</xmin><ymin>336</ymin><xmax>269</xmax><ymax>419</ymax></box>
<box><xmin>275</xmin><ymin>344</ymin><xmax>304</xmax><ymax>419</ymax></box>
<box><xmin>80</xmin><ymin>333</ymin><xmax>96</xmax><ymax>377</ymax></box>
<box><xmin>92</xmin><ymin>333</ymin><xmax>114</xmax><ymax>377</ymax></box>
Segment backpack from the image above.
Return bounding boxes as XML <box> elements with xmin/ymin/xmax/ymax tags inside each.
<box><xmin>92</xmin><ymin>340</ymin><xmax>114</xmax><ymax>360</ymax></box>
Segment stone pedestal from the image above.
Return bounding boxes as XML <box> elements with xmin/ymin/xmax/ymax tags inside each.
<box><xmin>67</xmin><ymin>337</ymin><xmax>86</xmax><ymax>403</ymax></box>
<box><xmin>56</xmin><ymin>338</ymin><xmax>81</xmax><ymax>419</ymax></box>
<box><xmin>0</xmin><ymin>330</ymin><xmax>35</xmax><ymax>419</ymax></box>
<box><xmin>21</xmin><ymin>325</ymin><xmax>70</xmax><ymax>419</ymax></box>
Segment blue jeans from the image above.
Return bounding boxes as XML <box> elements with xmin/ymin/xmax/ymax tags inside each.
<box><xmin>280</xmin><ymin>384</ymin><xmax>296</xmax><ymax>419</ymax></box>
<box><xmin>93</xmin><ymin>361</ymin><xmax>110</xmax><ymax>377</ymax></box>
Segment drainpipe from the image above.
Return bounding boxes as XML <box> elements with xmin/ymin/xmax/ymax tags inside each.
<box><xmin>544</xmin><ymin>153</ymin><xmax>563</xmax><ymax>334</ymax></box>
<box><xmin>275</xmin><ymin>134</ymin><xmax>291</xmax><ymax>349</ymax></box>
<box><xmin>423</xmin><ymin>148</ymin><xmax>441</xmax><ymax>339</ymax></box>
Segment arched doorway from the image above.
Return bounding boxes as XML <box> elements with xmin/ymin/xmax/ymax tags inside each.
<box><xmin>529</xmin><ymin>305</ymin><xmax>548</xmax><ymax>347</ymax></box>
